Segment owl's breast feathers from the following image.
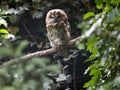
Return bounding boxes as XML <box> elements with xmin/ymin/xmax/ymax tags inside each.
<box><xmin>46</xmin><ymin>20</ymin><xmax>68</xmax><ymax>32</ymax></box>
<box><xmin>46</xmin><ymin>21</ymin><xmax>70</xmax><ymax>48</ymax></box>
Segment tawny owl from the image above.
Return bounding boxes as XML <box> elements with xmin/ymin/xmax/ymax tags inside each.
<box><xmin>46</xmin><ymin>9</ymin><xmax>71</xmax><ymax>57</ymax></box>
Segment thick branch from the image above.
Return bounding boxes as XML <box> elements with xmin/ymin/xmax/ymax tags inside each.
<box><xmin>1</xmin><ymin>16</ymin><xmax>103</xmax><ymax>67</ymax></box>
<box><xmin>1</xmin><ymin>36</ymin><xmax>84</xmax><ymax>67</ymax></box>
<box><xmin>1</xmin><ymin>48</ymin><xmax>57</xmax><ymax>67</ymax></box>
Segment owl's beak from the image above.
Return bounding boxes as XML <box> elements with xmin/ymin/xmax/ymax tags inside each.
<box><xmin>53</xmin><ymin>18</ymin><xmax>57</xmax><ymax>22</ymax></box>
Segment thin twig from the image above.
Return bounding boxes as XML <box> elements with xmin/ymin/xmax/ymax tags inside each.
<box><xmin>22</xmin><ymin>21</ymin><xmax>37</xmax><ymax>42</ymax></box>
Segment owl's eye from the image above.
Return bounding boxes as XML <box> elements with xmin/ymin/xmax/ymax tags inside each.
<box><xmin>49</xmin><ymin>16</ymin><xmax>54</xmax><ymax>18</ymax></box>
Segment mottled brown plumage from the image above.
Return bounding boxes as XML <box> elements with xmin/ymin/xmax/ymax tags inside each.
<box><xmin>46</xmin><ymin>9</ymin><xmax>71</xmax><ymax>57</ymax></box>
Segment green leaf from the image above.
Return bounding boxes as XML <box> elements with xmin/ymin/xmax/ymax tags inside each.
<box><xmin>84</xmin><ymin>78</ymin><xmax>94</xmax><ymax>88</ymax></box>
<box><xmin>84</xmin><ymin>12</ymin><xmax>95</xmax><ymax>20</ymax></box>
<box><xmin>89</xmin><ymin>64</ymin><xmax>96</xmax><ymax>70</ymax></box>
<box><xmin>75</xmin><ymin>43</ymin><xmax>85</xmax><ymax>49</ymax></box>
<box><xmin>84</xmin><ymin>69</ymin><xmax>101</xmax><ymax>88</ymax></box>
<box><xmin>0</xmin><ymin>29</ymin><xmax>9</xmax><ymax>34</ymax></box>
<box><xmin>87</xmin><ymin>35</ymin><xmax>98</xmax><ymax>51</ymax></box>
<box><xmin>96</xmin><ymin>3</ymin><xmax>103</xmax><ymax>9</ymax></box>
<box><xmin>95</xmin><ymin>0</ymin><xmax>103</xmax><ymax>9</ymax></box>
<box><xmin>90</xmin><ymin>69</ymin><xmax>101</xmax><ymax>76</ymax></box>
<box><xmin>0</xmin><ymin>19</ymin><xmax>7</xmax><ymax>28</ymax></box>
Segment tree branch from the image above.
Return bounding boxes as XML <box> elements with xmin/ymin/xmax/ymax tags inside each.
<box><xmin>1</xmin><ymin>16</ymin><xmax>103</xmax><ymax>67</ymax></box>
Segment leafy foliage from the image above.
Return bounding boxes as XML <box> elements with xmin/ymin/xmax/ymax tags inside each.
<box><xmin>78</xmin><ymin>0</ymin><xmax>120</xmax><ymax>90</ymax></box>
<box><xmin>84</xmin><ymin>12</ymin><xmax>95</xmax><ymax>20</ymax></box>
<box><xmin>0</xmin><ymin>57</ymin><xmax>60</xmax><ymax>90</ymax></box>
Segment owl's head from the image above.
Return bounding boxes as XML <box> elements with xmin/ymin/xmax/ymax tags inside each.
<box><xmin>46</xmin><ymin>9</ymin><xmax>68</xmax><ymax>24</ymax></box>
